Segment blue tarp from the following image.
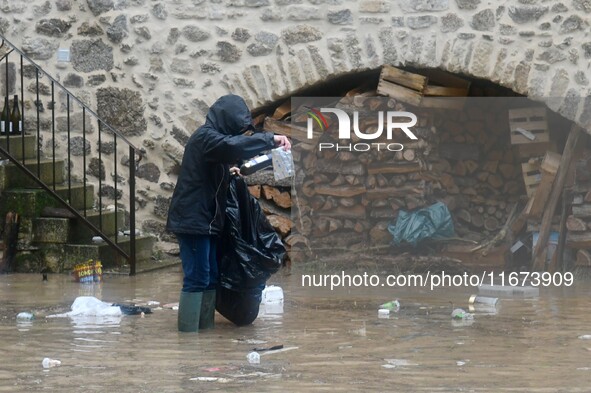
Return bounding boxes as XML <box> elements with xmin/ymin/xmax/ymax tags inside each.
<box><xmin>388</xmin><ymin>202</ymin><xmax>455</xmax><ymax>247</ymax></box>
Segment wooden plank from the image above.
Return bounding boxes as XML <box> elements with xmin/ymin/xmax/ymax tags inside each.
<box><xmin>525</xmin><ymin>152</ymin><xmax>561</xmax><ymax>217</ymax></box>
<box><xmin>572</xmin><ymin>204</ymin><xmax>591</xmax><ymax>218</ymax></box>
<box><xmin>263</xmin><ymin>117</ymin><xmax>314</xmax><ymax>142</ymax></box>
<box><xmin>540</xmin><ymin>151</ymin><xmax>561</xmax><ymax>173</ymax></box>
<box><xmin>377</xmin><ymin>79</ymin><xmax>423</xmax><ymax>107</ymax></box>
<box><xmin>421</xmin><ymin>68</ymin><xmax>471</xmax><ymax>90</ymax></box>
<box><xmin>508</xmin><ymin>107</ymin><xmax>547</xmax><ymax>121</ymax></box>
<box><xmin>423</xmin><ymin>85</ymin><xmax>468</xmax><ymax>97</ymax></box>
<box><xmin>550</xmin><ymin>188</ymin><xmax>570</xmax><ymax>273</ymax></box>
<box><xmin>314</xmin><ymin>185</ymin><xmax>366</xmax><ymax>197</ymax></box>
<box><xmin>514</xmin><ymin>142</ymin><xmax>556</xmax><ymax>161</ymax></box>
<box><xmin>320</xmin><ymin>205</ymin><xmax>367</xmax><ymax>220</ymax></box>
<box><xmin>380</xmin><ymin>65</ymin><xmax>428</xmax><ymax>91</ymax></box>
<box><xmin>272</xmin><ymin>100</ymin><xmax>291</xmax><ymax>120</ymax></box>
<box><xmin>566</xmin><ymin>232</ymin><xmax>591</xmax><ymax>249</ymax></box>
<box><xmin>317</xmin><ymin>160</ymin><xmax>366</xmax><ymax>176</ymax></box>
<box><xmin>532</xmin><ymin>125</ymin><xmax>582</xmax><ymax>271</ymax></box>
<box><xmin>421</xmin><ymin>97</ymin><xmax>466</xmax><ymax>110</ymax></box>
<box><xmin>367</xmin><ymin>162</ymin><xmax>423</xmax><ymax>175</ymax></box>
<box><xmin>521</xmin><ymin>161</ymin><xmax>542</xmax><ymax>198</ymax></box>
<box><xmin>509</xmin><ymin>107</ymin><xmax>549</xmax><ymax>145</ymax></box>
<box><xmin>365</xmin><ymin>184</ymin><xmax>426</xmax><ymax>200</ymax></box>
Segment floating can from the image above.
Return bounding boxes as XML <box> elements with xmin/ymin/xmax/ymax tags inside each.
<box><xmin>469</xmin><ymin>294</ymin><xmax>498</xmax><ymax>306</ymax></box>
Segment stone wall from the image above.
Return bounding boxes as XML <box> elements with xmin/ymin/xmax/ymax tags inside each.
<box><xmin>1</xmin><ymin>0</ymin><xmax>590</xmax><ymax>248</ymax></box>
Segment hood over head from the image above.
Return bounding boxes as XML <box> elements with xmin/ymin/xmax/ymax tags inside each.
<box><xmin>205</xmin><ymin>94</ymin><xmax>254</xmax><ymax>136</ymax></box>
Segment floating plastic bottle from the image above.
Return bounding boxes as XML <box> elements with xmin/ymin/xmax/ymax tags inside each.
<box><xmin>42</xmin><ymin>358</ymin><xmax>61</xmax><ymax>368</ymax></box>
<box><xmin>16</xmin><ymin>312</ymin><xmax>34</xmax><ymax>320</ymax></box>
<box><xmin>246</xmin><ymin>351</ymin><xmax>260</xmax><ymax>364</ymax></box>
<box><xmin>379</xmin><ymin>300</ymin><xmax>400</xmax><ymax>312</ymax></box>
<box><xmin>451</xmin><ymin>308</ymin><xmax>474</xmax><ymax>320</ymax></box>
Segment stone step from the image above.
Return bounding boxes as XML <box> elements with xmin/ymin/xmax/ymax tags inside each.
<box><xmin>0</xmin><ymin>134</ymin><xmax>37</xmax><ymax>160</ymax></box>
<box><xmin>33</xmin><ymin>209</ymin><xmax>124</xmax><ymax>244</ymax></box>
<box><xmin>0</xmin><ymin>158</ymin><xmax>65</xmax><ymax>191</ymax></box>
<box><xmin>62</xmin><ymin>235</ymin><xmax>155</xmax><ymax>270</ymax></box>
<box><xmin>0</xmin><ymin>183</ymin><xmax>95</xmax><ymax>216</ymax></box>
<box><xmin>32</xmin><ymin>217</ymin><xmax>70</xmax><ymax>244</ymax></box>
<box><xmin>68</xmin><ymin>209</ymin><xmax>126</xmax><ymax>242</ymax></box>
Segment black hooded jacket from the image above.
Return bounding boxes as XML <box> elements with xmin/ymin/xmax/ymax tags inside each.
<box><xmin>166</xmin><ymin>95</ymin><xmax>275</xmax><ymax>236</ymax></box>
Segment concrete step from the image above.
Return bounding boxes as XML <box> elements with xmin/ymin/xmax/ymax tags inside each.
<box><xmin>0</xmin><ymin>134</ymin><xmax>37</xmax><ymax>160</ymax></box>
<box><xmin>63</xmin><ymin>235</ymin><xmax>156</xmax><ymax>270</ymax></box>
<box><xmin>0</xmin><ymin>158</ymin><xmax>65</xmax><ymax>191</ymax></box>
<box><xmin>0</xmin><ymin>183</ymin><xmax>95</xmax><ymax>217</ymax></box>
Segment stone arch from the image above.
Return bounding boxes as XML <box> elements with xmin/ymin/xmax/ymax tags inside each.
<box><xmin>219</xmin><ymin>28</ymin><xmax>590</xmax><ymax>132</ymax></box>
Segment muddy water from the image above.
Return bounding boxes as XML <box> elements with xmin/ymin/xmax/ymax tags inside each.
<box><xmin>1</xmin><ymin>268</ymin><xmax>591</xmax><ymax>392</ymax></box>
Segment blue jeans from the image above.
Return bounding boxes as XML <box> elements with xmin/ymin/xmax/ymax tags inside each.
<box><xmin>176</xmin><ymin>234</ymin><xmax>218</xmax><ymax>292</ymax></box>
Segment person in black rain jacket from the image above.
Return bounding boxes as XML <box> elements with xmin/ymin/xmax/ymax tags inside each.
<box><xmin>167</xmin><ymin>94</ymin><xmax>290</xmax><ymax>332</ymax></box>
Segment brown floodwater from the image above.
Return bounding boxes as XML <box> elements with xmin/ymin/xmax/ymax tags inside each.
<box><xmin>1</xmin><ymin>266</ymin><xmax>591</xmax><ymax>392</ymax></box>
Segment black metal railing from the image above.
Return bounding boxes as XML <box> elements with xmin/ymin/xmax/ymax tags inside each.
<box><xmin>0</xmin><ymin>36</ymin><xmax>141</xmax><ymax>275</ymax></box>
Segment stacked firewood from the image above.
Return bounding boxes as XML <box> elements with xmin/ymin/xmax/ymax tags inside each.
<box><xmin>432</xmin><ymin>108</ymin><xmax>526</xmax><ymax>242</ymax></box>
<box><xmin>242</xmin><ymin>168</ymin><xmax>296</xmax><ymax>252</ymax></box>
<box><xmin>244</xmin><ymin>66</ymin><xmax>563</xmax><ymax>266</ymax></box>
<box><xmin>567</xmin><ymin>151</ymin><xmax>591</xmax><ymax>267</ymax></box>
<box><xmin>258</xmin><ymin>93</ymin><xmax>440</xmax><ymax>260</ymax></box>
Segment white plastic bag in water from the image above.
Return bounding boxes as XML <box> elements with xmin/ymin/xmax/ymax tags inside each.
<box><xmin>47</xmin><ymin>296</ymin><xmax>122</xmax><ymax>318</ymax></box>
<box><xmin>271</xmin><ymin>147</ymin><xmax>294</xmax><ymax>181</ymax></box>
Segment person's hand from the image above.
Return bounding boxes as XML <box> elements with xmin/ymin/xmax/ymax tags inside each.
<box><xmin>229</xmin><ymin>167</ymin><xmax>241</xmax><ymax>176</ymax></box>
<box><xmin>274</xmin><ymin>135</ymin><xmax>291</xmax><ymax>151</ymax></box>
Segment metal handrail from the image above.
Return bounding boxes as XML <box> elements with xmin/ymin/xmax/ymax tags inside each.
<box><xmin>0</xmin><ymin>34</ymin><xmax>140</xmax><ymax>275</ymax></box>
<box><xmin>0</xmin><ymin>36</ymin><xmax>139</xmax><ymax>150</ymax></box>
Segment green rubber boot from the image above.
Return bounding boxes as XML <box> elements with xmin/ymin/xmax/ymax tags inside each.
<box><xmin>199</xmin><ymin>289</ymin><xmax>216</xmax><ymax>330</ymax></box>
<box><xmin>178</xmin><ymin>291</ymin><xmax>202</xmax><ymax>332</ymax></box>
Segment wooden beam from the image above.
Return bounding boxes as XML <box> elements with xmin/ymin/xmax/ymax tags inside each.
<box><xmin>532</xmin><ymin>125</ymin><xmax>582</xmax><ymax>271</ymax></box>
<box><xmin>550</xmin><ymin>188</ymin><xmax>571</xmax><ymax>273</ymax></box>
<box><xmin>524</xmin><ymin>152</ymin><xmax>561</xmax><ymax>218</ymax></box>
<box><xmin>380</xmin><ymin>65</ymin><xmax>428</xmax><ymax>91</ymax></box>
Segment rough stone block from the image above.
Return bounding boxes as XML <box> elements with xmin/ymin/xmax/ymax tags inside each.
<box><xmin>359</xmin><ymin>0</ymin><xmax>390</xmax><ymax>13</ymax></box>
<box><xmin>507</xmin><ymin>5</ymin><xmax>549</xmax><ymax>23</ymax></box>
<box><xmin>400</xmin><ymin>0</ymin><xmax>448</xmax><ymax>12</ymax></box>
<box><xmin>470</xmin><ymin>9</ymin><xmax>495</xmax><ymax>31</ymax></box>
<box><xmin>441</xmin><ymin>13</ymin><xmax>463</xmax><ymax>33</ymax></box>
<box><xmin>407</xmin><ymin>15</ymin><xmax>438</xmax><ymax>30</ymax></box>
<box><xmin>71</xmin><ymin>39</ymin><xmax>114</xmax><ymax>72</ymax></box>
<box><xmin>281</xmin><ymin>25</ymin><xmax>322</xmax><ymax>44</ymax></box>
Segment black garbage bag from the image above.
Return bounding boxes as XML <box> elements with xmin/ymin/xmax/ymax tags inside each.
<box><xmin>215</xmin><ymin>286</ymin><xmax>262</xmax><ymax>326</ymax></box>
<box><xmin>216</xmin><ymin>175</ymin><xmax>285</xmax><ymax>326</ymax></box>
